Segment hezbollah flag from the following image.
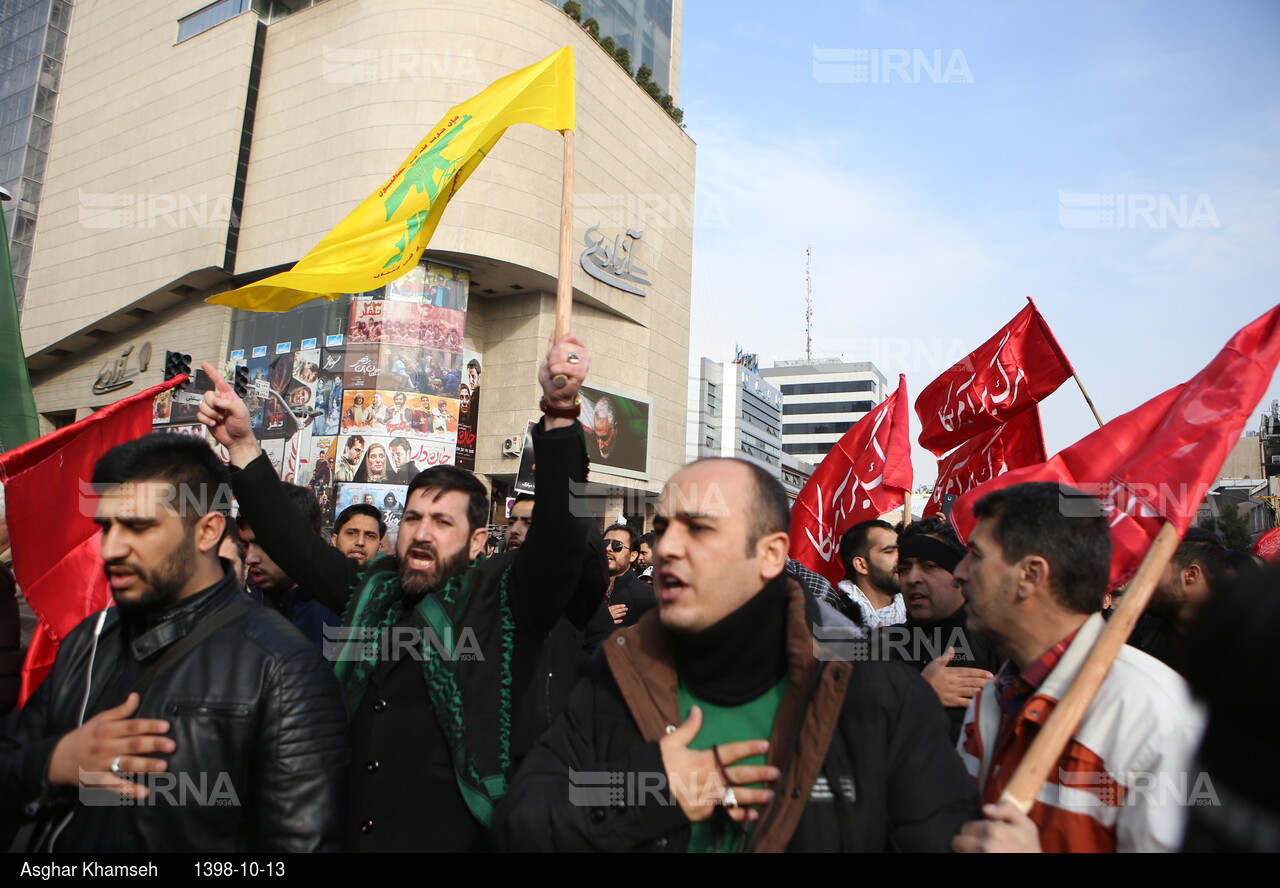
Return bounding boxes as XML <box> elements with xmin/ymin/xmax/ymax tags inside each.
<box><xmin>209</xmin><ymin>46</ymin><xmax>576</xmax><ymax>312</ymax></box>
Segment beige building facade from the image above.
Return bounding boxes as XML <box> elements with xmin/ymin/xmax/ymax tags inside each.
<box><xmin>21</xmin><ymin>0</ymin><xmax>694</xmax><ymax>525</ymax></box>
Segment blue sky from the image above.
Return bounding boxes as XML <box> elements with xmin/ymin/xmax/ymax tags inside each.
<box><xmin>678</xmin><ymin>0</ymin><xmax>1280</xmax><ymax>483</ymax></box>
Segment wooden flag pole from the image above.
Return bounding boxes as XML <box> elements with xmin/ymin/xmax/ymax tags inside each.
<box><xmin>999</xmin><ymin>519</ymin><xmax>1179</xmax><ymax>813</ymax></box>
<box><xmin>552</xmin><ymin>129</ymin><xmax>576</xmax><ymax>387</ymax></box>
<box><xmin>902</xmin><ymin>490</ymin><xmax>913</xmax><ymax>526</ymax></box>
<box><xmin>1073</xmin><ymin>372</ymin><xmax>1105</xmax><ymax>429</ymax></box>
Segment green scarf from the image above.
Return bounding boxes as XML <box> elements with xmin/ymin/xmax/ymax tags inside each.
<box><xmin>331</xmin><ymin>555</ymin><xmax>515</xmax><ymax>830</ymax></box>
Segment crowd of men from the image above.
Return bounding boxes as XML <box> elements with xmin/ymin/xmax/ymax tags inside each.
<box><xmin>0</xmin><ymin>332</ymin><xmax>1276</xmax><ymax>853</ymax></box>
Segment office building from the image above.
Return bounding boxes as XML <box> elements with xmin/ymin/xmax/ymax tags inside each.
<box><xmin>761</xmin><ymin>358</ymin><xmax>887</xmax><ymax>463</ymax></box>
<box><xmin>686</xmin><ymin>356</ymin><xmax>784</xmax><ymax>473</ymax></box>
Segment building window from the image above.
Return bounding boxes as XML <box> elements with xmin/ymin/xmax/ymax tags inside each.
<box><xmin>779</xmin><ymin>380</ymin><xmax>876</xmax><ymax>396</ymax></box>
<box><xmin>177</xmin><ymin>0</ymin><xmax>252</xmax><ymax>43</ymax></box>
<box><xmin>783</xmin><ymin>421</ymin><xmax>858</xmax><ymax>436</ymax></box>
<box><xmin>177</xmin><ymin>0</ymin><xmax>326</xmax><ymax>43</ymax></box>
<box><xmin>782</xmin><ymin>400</ymin><xmax>875</xmax><ymax>416</ymax></box>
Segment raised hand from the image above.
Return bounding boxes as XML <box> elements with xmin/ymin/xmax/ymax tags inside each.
<box><xmin>47</xmin><ymin>693</ymin><xmax>174</xmax><ymax>801</ymax></box>
<box><xmin>195</xmin><ymin>361</ymin><xmax>261</xmax><ymax>467</ymax></box>
<box><xmin>658</xmin><ymin>705</ymin><xmax>779</xmax><ymax>824</ymax></box>
<box><xmin>538</xmin><ymin>332</ymin><xmax>588</xmax><ymax>429</ymax></box>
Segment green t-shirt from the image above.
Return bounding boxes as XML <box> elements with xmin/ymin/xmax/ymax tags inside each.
<box><xmin>677</xmin><ymin>675</ymin><xmax>788</xmax><ymax>853</ymax></box>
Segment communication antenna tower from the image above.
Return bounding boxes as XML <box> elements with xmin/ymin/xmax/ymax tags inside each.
<box><xmin>805</xmin><ymin>246</ymin><xmax>813</xmax><ymax>362</ymax></box>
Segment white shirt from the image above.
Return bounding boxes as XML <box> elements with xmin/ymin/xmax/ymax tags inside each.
<box><xmin>837</xmin><ymin>580</ymin><xmax>906</xmax><ymax>628</ymax></box>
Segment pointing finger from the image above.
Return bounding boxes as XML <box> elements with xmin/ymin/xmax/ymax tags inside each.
<box><xmin>200</xmin><ymin>361</ymin><xmax>233</xmax><ymax>393</ymax></box>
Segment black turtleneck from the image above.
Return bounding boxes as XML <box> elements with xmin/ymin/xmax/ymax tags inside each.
<box><xmin>670</xmin><ymin>575</ymin><xmax>789</xmax><ymax>707</ymax></box>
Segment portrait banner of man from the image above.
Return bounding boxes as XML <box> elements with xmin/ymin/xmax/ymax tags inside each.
<box><xmin>579</xmin><ymin>384</ymin><xmax>650</xmax><ymax>477</ymax></box>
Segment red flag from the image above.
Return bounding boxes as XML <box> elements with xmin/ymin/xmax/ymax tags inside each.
<box><xmin>923</xmin><ymin>406</ymin><xmax>1047</xmax><ymax>518</ymax></box>
<box><xmin>789</xmin><ymin>374</ymin><xmax>913</xmax><ymax>585</ymax></box>
<box><xmin>915</xmin><ymin>299</ymin><xmax>1074</xmax><ymax>456</ymax></box>
<box><xmin>952</xmin><ymin>305</ymin><xmax>1280</xmax><ymax>590</ymax></box>
<box><xmin>0</xmin><ymin>377</ymin><xmax>184</xmax><ymax>705</ymax></box>
<box><xmin>1254</xmin><ymin>526</ymin><xmax>1280</xmax><ymax>563</ymax></box>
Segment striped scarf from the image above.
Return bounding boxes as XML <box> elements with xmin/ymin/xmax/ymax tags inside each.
<box><xmin>331</xmin><ymin>555</ymin><xmax>516</xmax><ymax>830</ymax></box>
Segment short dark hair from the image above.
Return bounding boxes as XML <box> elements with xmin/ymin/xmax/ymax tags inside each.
<box><xmin>639</xmin><ymin>531</ymin><xmax>655</xmax><ymax>549</ymax></box>
<box><xmin>389</xmin><ymin>437</ymin><xmax>411</xmax><ymax>452</ymax></box>
<box><xmin>604</xmin><ymin>523</ymin><xmax>638</xmax><ymax>551</ymax></box>
<box><xmin>335</xmin><ymin>503</ymin><xmax>386</xmax><ymax>538</ymax></box>
<box><xmin>741</xmin><ymin>461</ymin><xmax>790</xmax><ymax>552</ymax></box>
<box><xmin>971</xmin><ymin>482</ymin><xmax>1110</xmax><ymax>614</ymax></box>
<box><xmin>345</xmin><ymin>434</ymin><xmax>365</xmax><ymax>449</ymax></box>
<box><xmin>839</xmin><ymin>519</ymin><xmax>895</xmax><ymax>580</ymax></box>
<box><xmin>406</xmin><ymin>465</ymin><xmax>488</xmax><ymax>533</ymax></box>
<box><xmin>900</xmin><ymin>516</ymin><xmax>965</xmax><ymax>554</ymax></box>
<box><xmin>511</xmin><ymin>493</ymin><xmax>535</xmax><ymax>510</ymax></box>
<box><xmin>1171</xmin><ymin>536</ymin><xmax>1231</xmax><ymax>596</ymax></box>
<box><xmin>92</xmin><ymin>433</ymin><xmax>230</xmax><ymax>527</ymax></box>
<box><xmin>467</xmin><ymin>359</ymin><xmax>481</xmax><ymax>373</ymax></box>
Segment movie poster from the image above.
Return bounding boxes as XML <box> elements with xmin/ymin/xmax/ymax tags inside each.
<box><xmin>226</xmin><ymin>259</ymin><xmax>473</xmax><ymax>528</ymax></box>
<box><xmin>334</xmin><ymin>483</ymin><xmax>405</xmax><ymax>536</ymax></box>
<box><xmin>341</xmin><ymin>345</ymin><xmax>382</xmax><ymax>390</ymax></box>
<box><xmin>246</xmin><ymin>355</ymin><xmax>270</xmax><ymax>434</ymax></box>
<box><xmin>457</xmin><ymin>348</ymin><xmax>482</xmax><ymax>470</ymax></box>
<box><xmin>152</xmin><ymin>389</ymin><xmax>172</xmax><ymax>425</ymax></box>
<box><xmin>512</xmin><ymin>421</ymin><xmax>537</xmax><ymax>495</ymax></box>
<box><xmin>311</xmin><ymin>350</ymin><xmax>344</xmax><ymax>436</ymax></box>
<box><xmin>348</xmin><ymin>298</ymin><xmax>465</xmax><ymax>352</ymax></box>
<box><xmin>423</xmin><ymin>262</ymin><xmax>469</xmax><ymax>311</ymax></box>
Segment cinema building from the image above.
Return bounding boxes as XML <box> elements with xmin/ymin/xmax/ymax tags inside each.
<box><xmin>15</xmin><ymin>0</ymin><xmax>693</xmax><ymax>533</ymax></box>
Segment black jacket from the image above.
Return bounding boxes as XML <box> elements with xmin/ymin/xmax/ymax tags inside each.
<box><xmin>871</xmin><ymin>606</ymin><xmax>1004</xmax><ymax>744</ymax></box>
<box><xmin>495</xmin><ymin>578</ymin><xmax>977</xmax><ymax>852</ymax></box>
<box><xmin>0</xmin><ymin>573</ymin><xmax>348</xmax><ymax>852</ymax></box>
<box><xmin>231</xmin><ymin>420</ymin><xmax>601</xmax><ymax>851</ymax></box>
<box><xmin>581</xmin><ymin>568</ymin><xmax>657</xmax><ymax>661</ymax></box>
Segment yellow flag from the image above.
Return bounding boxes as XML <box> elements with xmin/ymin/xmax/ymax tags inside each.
<box><xmin>209</xmin><ymin>46</ymin><xmax>575</xmax><ymax>312</ymax></box>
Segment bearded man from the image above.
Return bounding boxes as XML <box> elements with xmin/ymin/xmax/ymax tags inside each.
<box><xmin>197</xmin><ymin>334</ymin><xmax>596</xmax><ymax>852</ymax></box>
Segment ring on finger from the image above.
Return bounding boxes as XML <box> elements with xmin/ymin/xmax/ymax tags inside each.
<box><xmin>109</xmin><ymin>755</ymin><xmax>124</xmax><ymax>775</ymax></box>
<box><xmin>567</xmin><ymin>353</ymin><xmax>581</xmax><ymax>364</ymax></box>
<box><xmin>722</xmin><ymin>786</ymin><xmax>739</xmax><ymax>809</ymax></box>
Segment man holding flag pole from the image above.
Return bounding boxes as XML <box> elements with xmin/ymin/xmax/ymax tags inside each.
<box><xmin>197</xmin><ymin>45</ymin><xmax>602</xmax><ymax>851</ymax></box>
<box><xmin>949</xmin><ymin>305</ymin><xmax>1280</xmax><ymax>852</ymax></box>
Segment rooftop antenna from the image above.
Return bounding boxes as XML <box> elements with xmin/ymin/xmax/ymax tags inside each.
<box><xmin>805</xmin><ymin>246</ymin><xmax>813</xmax><ymax>363</ymax></box>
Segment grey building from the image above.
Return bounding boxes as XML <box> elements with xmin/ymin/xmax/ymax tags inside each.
<box><xmin>686</xmin><ymin>357</ymin><xmax>784</xmax><ymax>474</ymax></box>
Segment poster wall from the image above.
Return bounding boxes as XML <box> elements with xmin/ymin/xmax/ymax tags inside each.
<box><xmin>155</xmin><ymin>259</ymin><xmax>477</xmax><ymax>530</ymax></box>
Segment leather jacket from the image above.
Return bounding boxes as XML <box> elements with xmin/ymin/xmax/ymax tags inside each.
<box><xmin>0</xmin><ymin>573</ymin><xmax>348</xmax><ymax>852</ymax></box>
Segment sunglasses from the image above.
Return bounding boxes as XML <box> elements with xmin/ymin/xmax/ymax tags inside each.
<box><xmin>605</xmin><ymin>540</ymin><xmax>631</xmax><ymax>552</ymax></box>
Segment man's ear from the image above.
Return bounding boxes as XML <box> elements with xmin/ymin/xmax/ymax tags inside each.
<box><xmin>758</xmin><ymin>532</ymin><xmax>790</xmax><ymax>582</ymax></box>
<box><xmin>1183</xmin><ymin>563</ymin><xmax>1203</xmax><ymax>588</ymax></box>
<box><xmin>195</xmin><ymin>512</ymin><xmax>226</xmax><ymax>555</ymax></box>
<box><xmin>1017</xmin><ymin>554</ymin><xmax>1050</xmax><ymax>601</ymax></box>
<box><xmin>852</xmin><ymin>554</ymin><xmax>870</xmax><ymax>578</ymax></box>
<box><xmin>468</xmin><ymin>527</ymin><xmax>488</xmax><ymax>560</ymax></box>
